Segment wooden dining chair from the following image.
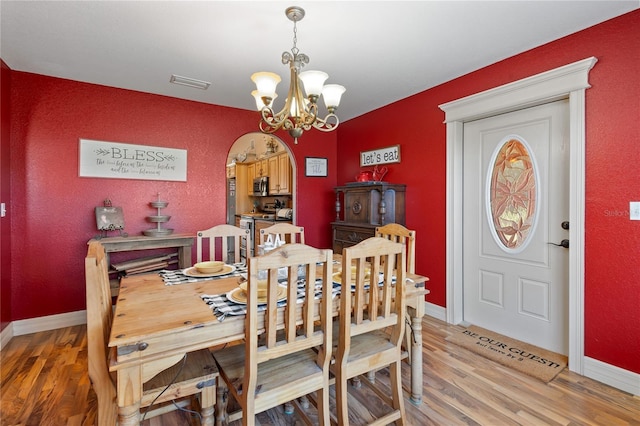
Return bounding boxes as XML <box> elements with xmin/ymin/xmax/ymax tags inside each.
<box><xmin>85</xmin><ymin>241</ymin><xmax>218</xmax><ymax>425</ymax></box>
<box><xmin>259</xmin><ymin>222</ymin><xmax>305</xmax><ymax>245</ymax></box>
<box><xmin>376</xmin><ymin>223</ymin><xmax>416</xmax><ymax>274</ymax></box>
<box><xmin>376</xmin><ymin>223</ymin><xmax>416</xmax><ymax>364</ymax></box>
<box><xmin>333</xmin><ymin>236</ymin><xmax>407</xmax><ymax>426</ymax></box>
<box><xmin>197</xmin><ymin>223</ymin><xmax>251</xmax><ymax>264</ymax></box>
<box><xmin>212</xmin><ymin>243</ymin><xmax>333</xmax><ymax>425</ymax></box>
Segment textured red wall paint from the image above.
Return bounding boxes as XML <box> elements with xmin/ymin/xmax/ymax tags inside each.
<box><xmin>338</xmin><ymin>10</ymin><xmax>640</xmax><ymax>373</ymax></box>
<box><xmin>9</xmin><ymin>73</ymin><xmax>337</xmax><ymax>321</ymax></box>
<box><xmin>1</xmin><ymin>59</ymin><xmax>12</xmax><ymax>332</ymax></box>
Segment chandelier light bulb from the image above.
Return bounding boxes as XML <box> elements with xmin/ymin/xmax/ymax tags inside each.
<box><xmin>298</xmin><ymin>70</ymin><xmax>329</xmax><ymax>100</ymax></box>
<box><xmin>252</xmin><ymin>90</ymin><xmax>277</xmax><ymax>110</ymax></box>
<box><xmin>322</xmin><ymin>84</ymin><xmax>346</xmax><ymax>111</ymax></box>
<box><xmin>251</xmin><ymin>72</ymin><xmax>281</xmax><ymax>101</ymax></box>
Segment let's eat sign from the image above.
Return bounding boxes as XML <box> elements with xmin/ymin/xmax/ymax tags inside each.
<box><xmin>360</xmin><ymin>145</ymin><xmax>401</xmax><ymax>166</ymax></box>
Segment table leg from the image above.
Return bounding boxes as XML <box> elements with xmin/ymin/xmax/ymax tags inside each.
<box><xmin>215</xmin><ymin>383</ymin><xmax>228</xmax><ymax>426</ymax></box>
<box><xmin>118</xmin><ymin>403</ymin><xmax>141</xmax><ymax>425</ymax></box>
<box><xmin>179</xmin><ymin>245</ymin><xmax>192</xmax><ymax>268</ymax></box>
<box><xmin>408</xmin><ymin>303</ymin><xmax>423</xmax><ymax>406</ymax></box>
<box><xmin>117</xmin><ymin>366</ymin><xmax>142</xmax><ymax>425</ymax></box>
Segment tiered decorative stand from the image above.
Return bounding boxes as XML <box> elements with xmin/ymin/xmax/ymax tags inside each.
<box><xmin>143</xmin><ymin>194</ymin><xmax>174</xmax><ymax>237</ymax></box>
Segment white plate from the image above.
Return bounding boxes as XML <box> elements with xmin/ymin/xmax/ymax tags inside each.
<box><xmin>226</xmin><ymin>285</ymin><xmax>288</xmax><ymax>305</ymax></box>
<box><xmin>183</xmin><ymin>264</ymin><xmax>236</xmax><ymax>278</ymax></box>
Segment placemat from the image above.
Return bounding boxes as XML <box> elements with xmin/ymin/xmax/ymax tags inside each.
<box><xmin>160</xmin><ymin>263</ymin><xmax>247</xmax><ymax>285</ymax></box>
<box><xmin>201</xmin><ymin>279</ymin><xmax>340</xmax><ymax>321</ymax></box>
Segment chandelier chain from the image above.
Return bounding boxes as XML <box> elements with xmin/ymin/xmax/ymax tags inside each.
<box><xmin>292</xmin><ymin>19</ymin><xmax>299</xmax><ymax>56</ymax></box>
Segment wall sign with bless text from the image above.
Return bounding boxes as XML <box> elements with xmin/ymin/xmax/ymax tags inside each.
<box><xmin>79</xmin><ymin>139</ymin><xmax>187</xmax><ymax>181</ymax></box>
<box><xmin>360</xmin><ymin>145</ymin><xmax>401</xmax><ymax>166</ymax></box>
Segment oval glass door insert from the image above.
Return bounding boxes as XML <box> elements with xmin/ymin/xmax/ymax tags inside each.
<box><xmin>487</xmin><ymin>136</ymin><xmax>538</xmax><ymax>251</ymax></box>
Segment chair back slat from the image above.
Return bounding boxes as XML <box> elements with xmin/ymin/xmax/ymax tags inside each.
<box><xmin>196</xmin><ymin>224</ymin><xmax>251</xmax><ymax>263</ymax></box>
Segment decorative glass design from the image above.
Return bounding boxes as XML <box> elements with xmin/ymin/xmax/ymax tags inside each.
<box><xmin>489</xmin><ymin>138</ymin><xmax>537</xmax><ymax>249</ymax></box>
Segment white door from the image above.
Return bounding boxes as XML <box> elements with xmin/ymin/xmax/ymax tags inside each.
<box><xmin>463</xmin><ymin>100</ymin><xmax>569</xmax><ymax>354</ymax></box>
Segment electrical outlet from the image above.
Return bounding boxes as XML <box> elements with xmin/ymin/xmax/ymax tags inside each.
<box><xmin>630</xmin><ymin>202</ymin><xmax>640</xmax><ymax>220</ymax></box>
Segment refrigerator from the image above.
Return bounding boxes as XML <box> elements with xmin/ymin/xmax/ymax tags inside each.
<box><xmin>226</xmin><ymin>178</ymin><xmax>236</xmax><ymax>225</ymax></box>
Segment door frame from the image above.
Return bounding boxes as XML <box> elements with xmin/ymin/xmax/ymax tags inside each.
<box><xmin>439</xmin><ymin>57</ymin><xmax>597</xmax><ymax>374</ymax></box>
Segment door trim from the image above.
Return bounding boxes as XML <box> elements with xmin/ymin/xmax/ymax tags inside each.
<box><xmin>439</xmin><ymin>57</ymin><xmax>597</xmax><ymax>374</ymax></box>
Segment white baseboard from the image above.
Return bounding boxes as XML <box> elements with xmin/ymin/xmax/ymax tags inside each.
<box><xmin>0</xmin><ymin>322</ymin><xmax>14</xmax><ymax>351</ymax></box>
<box><xmin>11</xmin><ymin>310</ymin><xmax>87</xmax><ymax>337</ymax></box>
<box><xmin>584</xmin><ymin>356</ymin><xmax>640</xmax><ymax>396</ymax></box>
<box><xmin>424</xmin><ymin>301</ymin><xmax>446</xmax><ymax>321</ymax></box>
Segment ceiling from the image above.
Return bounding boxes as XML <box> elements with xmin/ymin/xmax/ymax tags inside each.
<box><xmin>2</xmin><ymin>1</ymin><xmax>638</xmax><ymax>122</ymax></box>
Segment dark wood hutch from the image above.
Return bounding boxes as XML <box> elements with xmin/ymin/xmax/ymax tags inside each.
<box><xmin>331</xmin><ymin>182</ymin><xmax>406</xmax><ymax>253</ymax></box>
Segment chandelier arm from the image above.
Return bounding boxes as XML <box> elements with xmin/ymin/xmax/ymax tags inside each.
<box><xmin>310</xmin><ymin>113</ymin><xmax>340</xmax><ymax>132</ymax></box>
<box><xmin>258</xmin><ymin>107</ymin><xmax>283</xmax><ymax>133</ymax></box>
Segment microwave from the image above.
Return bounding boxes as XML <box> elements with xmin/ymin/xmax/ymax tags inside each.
<box><xmin>253</xmin><ymin>176</ymin><xmax>269</xmax><ymax>196</ymax></box>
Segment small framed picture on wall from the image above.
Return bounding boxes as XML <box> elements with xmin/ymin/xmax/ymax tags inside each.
<box><xmin>305</xmin><ymin>157</ymin><xmax>328</xmax><ymax>177</ymax></box>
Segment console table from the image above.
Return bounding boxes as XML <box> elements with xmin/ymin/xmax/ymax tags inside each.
<box><xmin>88</xmin><ymin>233</ymin><xmax>195</xmax><ymax>270</ymax></box>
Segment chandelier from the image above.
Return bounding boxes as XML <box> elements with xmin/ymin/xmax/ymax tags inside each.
<box><xmin>251</xmin><ymin>6</ymin><xmax>345</xmax><ymax>144</ymax></box>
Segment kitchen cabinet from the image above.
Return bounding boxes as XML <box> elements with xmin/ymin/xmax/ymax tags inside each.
<box><xmin>233</xmin><ymin>163</ymin><xmax>251</xmax><ymax>215</ymax></box>
<box><xmin>268</xmin><ymin>156</ymin><xmax>278</xmax><ymax>193</ymax></box>
<box><xmin>268</xmin><ymin>152</ymin><xmax>292</xmax><ymax>195</ymax></box>
<box><xmin>247</xmin><ymin>162</ymin><xmax>255</xmax><ymax>194</ymax></box>
<box><xmin>331</xmin><ymin>182</ymin><xmax>406</xmax><ymax>253</ymax></box>
<box><xmin>255</xmin><ymin>159</ymin><xmax>268</xmax><ymax>177</ymax></box>
<box><xmin>277</xmin><ymin>153</ymin><xmax>291</xmax><ymax>194</ymax></box>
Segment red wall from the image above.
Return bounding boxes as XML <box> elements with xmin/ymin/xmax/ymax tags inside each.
<box><xmin>338</xmin><ymin>10</ymin><xmax>640</xmax><ymax>373</ymax></box>
<box><xmin>8</xmin><ymin>73</ymin><xmax>337</xmax><ymax>321</ymax></box>
<box><xmin>1</xmin><ymin>59</ymin><xmax>12</xmax><ymax>332</ymax></box>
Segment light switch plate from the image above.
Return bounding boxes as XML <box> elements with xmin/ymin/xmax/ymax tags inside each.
<box><xmin>630</xmin><ymin>202</ymin><xmax>640</xmax><ymax>220</ymax></box>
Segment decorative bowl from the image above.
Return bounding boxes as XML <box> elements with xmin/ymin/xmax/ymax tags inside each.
<box><xmin>194</xmin><ymin>261</ymin><xmax>224</xmax><ymax>274</ymax></box>
<box><xmin>239</xmin><ymin>280</ymin><xmax>268</xmax><ymax>297</ymax></box>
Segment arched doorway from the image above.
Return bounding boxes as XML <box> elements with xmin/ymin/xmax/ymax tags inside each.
<box><xmin>226</xmin><ymin>132</ymin><xmax>296</xmax><ymax>223</ymax></box>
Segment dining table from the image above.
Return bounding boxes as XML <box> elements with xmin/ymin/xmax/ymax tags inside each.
<box><xmin>108</xmin><ymin>255</ymin><xmax>429</xmax><ymax>425</ymax></box>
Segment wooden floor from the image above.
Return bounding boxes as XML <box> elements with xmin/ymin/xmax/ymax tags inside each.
<box><xmin>1</xmin><ymin>316</ymin><xmax>639</xmax><ymax>425</ymax></box>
